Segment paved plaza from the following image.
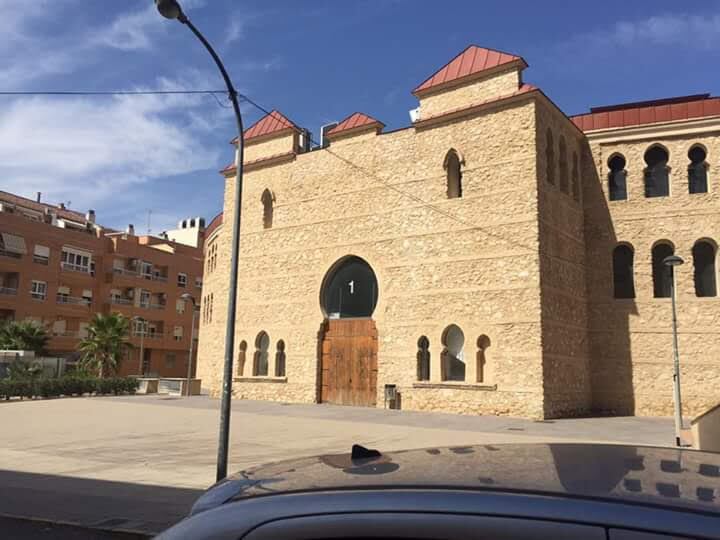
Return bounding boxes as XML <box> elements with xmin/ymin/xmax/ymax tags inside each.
<box><xmin>0</xmin><ymin>395</ymin><xmax>675</xmax><ymax>535</ymax></box>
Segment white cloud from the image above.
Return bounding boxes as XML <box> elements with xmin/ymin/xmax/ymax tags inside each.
<box><xmin>225</xmin><ymin>17</ymin><xmax>246</xmax><ymax>46</ymax></box>
<box><xmin>566</xmin><ymin>11</ymin><xmax>720</xmax><ymax>52</ymax></box>
<box><xmin>91</xmin><ymin>3</ymin><xmax>164</xmax><ymax>51</ymax></box>
<box><xmin>0</xmin><ymin>80</ymin><xmax>222</xmax><ymax>216</ymax></box>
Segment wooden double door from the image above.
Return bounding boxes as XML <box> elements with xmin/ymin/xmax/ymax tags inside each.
<box><xmin>320</xmin><ymin>319</ymin><xmax>378</xmax><ymax>407</ymax></box>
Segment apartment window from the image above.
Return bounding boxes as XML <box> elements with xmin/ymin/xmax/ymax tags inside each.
<box><xmin>165</xmin><ymin>353</ymin><xmax>176</xmax><ymax>368</ymax></box>
<box><xmin>176</xmin><ymin>298</ymin><xmax>186</xmax><ymax>314</ymax></box>
<box><xmin>56</xmin><ymin>286</ymin><xmax>70</xmax><ymax>303</ymax></box>
<box><xmin>33</xmin><ymin>244</ymin><xmax>50</xmax><ymax>265</ymax></box>
<box><xmin>140</xmin><ymin>289</ymin><xmax>151</xmax><ymax>308</ymax></box>
<box><xmin>174</xmin><ymin>326</ymin><xmax>183</xmax><ymax>342</ymax></box>
<box><xmin>82</xmin><ymin>289</ymin><xmax>93</xmax><ymax>304</ymax></box>
<box><xmin>141</xmin><ymin>261</ymin><xmax>153</xmax><ymax>279</ymax></box>
<box><xmin>0</xmin><ymin>232</ymin><xmax>27</xmax><ymax>258</ymax></box>
<box><xmin>30</xmin><ymin>280</ymin><xmax>47</xmax><ymax>301</ymax></box>
<box><xmin>195</xmin><ymin>276</ymin><xmax>203</xmax><ymax>289</ymax></box>
<box><xmin>61</xmin><ymin>247</ymin><xmax>91</xmax><ymax>273</ymax></box>
<box><xmin>178</xmin><ymin>273</ymin><xmax>187</xmax><ymax>288</ymax></box>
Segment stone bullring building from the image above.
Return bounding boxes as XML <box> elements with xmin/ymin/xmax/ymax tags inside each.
<box><xmin>197</xmin><ymin>45</ymin><xmax>720</xmax><ymax>419</ymax></box>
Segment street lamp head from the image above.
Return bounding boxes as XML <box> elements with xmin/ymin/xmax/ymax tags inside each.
<box><xmin>155</xmin><ymin>0</ymin><xmax>185</xmax><ymax>21</ymax></box>
<box><xmin>664</xmin><ymin>255</ymin><xmax>685</xmax><ymax>267</ymax></box>
<box><xmin>180</xmin><ymin>292</ymin><xmax>196</xmax><ymax>305</ymax></box>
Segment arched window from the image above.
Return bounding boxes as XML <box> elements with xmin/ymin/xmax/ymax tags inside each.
<box><xmin>571</xmin><ymin>151</ymin><xmax>580</xmax><ymax>201</ymax></box>
<box><xmin>559</xmin><ymin>136</ymin><xmax>569</xmax><ymax>194</ymax></box>
<box><xmin>237</xmin><ymin>340</ymin><xmax>247</xmax><ymax>376</ymax></box>
<box><xmin>275</xmin><ymin>339</ymin><xmax>286</xmax><ymax>377</ymax></box>
<box><xmin>321</xmin><ymin>256</ymin><xmax>378</xmax><ymax>319</ymax></box>
<box><xmin>545</xmin><ymin>129</ymin><xmax>555</xmax><ymax>185</ymax></box>
<box><xmin>693</xmin><ymin>240</ymin><xmax>717</xmax><ymax>297</ymax></box>
<box><xmin>652</xmin><ymin>242</ymin><xmax>674</xmax><ymax>298</ymax></box>
<box><xmin>444</xmin><ymin>149</ymin><xmax>462</xmax><ymax>199</ymax></box>
<box><xmin>644</xmin><ymin>146</ymin><xmax>670</xmax><ymax>198</ymax></box>
<box><xmin>688</xmin><ymin>145</ymin><xmax>708</xmax><ymax>194</ymax></box>
<box><xmin>613</xmin><ymin>244</ymin><xmax>635</xmax><ymax>299</ymax></box>
<box><xmin>261</xmin><ymin>189</ymin><xmax>274</xmax><ymax>229</ymax></box>
<box><xmin>476</xmin><ymin>335</ymin><xmax>490</xmax><ymax>383</ymax></box>
<box><xmin>253</xmin><ymin>331</ymin><xmax>270</xmax><ymax>376</ymax></box>
<box><xmin>441</xmin><ymin>324</ymin><xmax>465</xmax><ymax>381</ymax></box>
<box><xmin>608</xmin><ymin>154</ymin><xmax>627</xmax><ymax>201</ymax></box>
<box><xmin>417</xmin><ymin>336</ymin><xmax>430</xmax><ymax>381</ymax></box>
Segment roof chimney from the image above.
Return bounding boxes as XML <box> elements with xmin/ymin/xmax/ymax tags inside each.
<box><xmin>36</xmin><ymin>192</ymin><xmax>41</xmax><ymax>203</ymax></box>
<box><xmin>59</xmin><ymin>202</ymin><xmax>66</xmax><ymax>210</ymax></box>
<box><xmin>126</xmin><ymin>224</ymin><xmax>135</xmax><ymax>235</ymax></box>
<box><xmin>86</xmin><ymin>209</ymin><xmax>96</xmax><ymax>224</ymax></box>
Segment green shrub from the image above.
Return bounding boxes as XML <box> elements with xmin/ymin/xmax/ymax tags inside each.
<box><xmin>0</xmin><ymin>376</ymin><xmax>139</xmax><ymax>399</ymax></box>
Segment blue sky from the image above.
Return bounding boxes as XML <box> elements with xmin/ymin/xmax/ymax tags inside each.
<box><xmin>2</xmin><ymin>0</ymin><xmax>720</xmax><ymax>233</ymax></box>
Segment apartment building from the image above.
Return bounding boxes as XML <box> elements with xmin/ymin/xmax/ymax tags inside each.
<box><xmin>0</xmin><ymin>191</ymin><xmax>204</xmax><ymax>378</ymax></box>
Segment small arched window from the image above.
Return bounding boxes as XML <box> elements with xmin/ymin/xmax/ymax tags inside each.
<box><xmin>613</xmin><ymin>244</ymin><xmax>636</xmax><ymax>299</ymax></box>
<box><xmin>417</xmin><ymin>336</ymin><xmax>430</xmax><ymax>381</ymax></box>
<box><xmin>571</xmin><ymin>151</ymin><xmax>580</xmax><ymax>201</ymax></box>
<box><xmin>608</xmin><ymin>154</ymin><xmax>627</xmax><ymax>201</ymax></box>
<box><xmin>444</xmin><ymin>149</ymin><xmax>462</xmax><ymax>199</ymax></box>
<box><xmin>253</xmin><ymin>331</ymin><xmax>270</xmax><ymax>376</ymax></box>
<box><xmin>237</xmin><ymin>340</ymin><xmax>247</xmax><ymax>376</ymax></box>
<box><xmin>545</xmin><ymin>129</ymin><xmax>555</xmax><ymax>185</ymax></box>
<box><xmin>275</xmin><ymin>339</ymin><xmax>286</xmax><ymax>377</ymax></box>
<box><xmin>441</xmin><ymin>324</ymin><xmax>465</xmax><ymax>381</ymax></box>
<box><xmin>476</xmin><ymin>335</ymin><xmax>490</xmax><ymax>383</ymax></box>
<box><xmin>558</xmin><ymin>136</ymin><xmax>569</xmax><ymax>194</ymax></box>
<box><xmin>652</xmin><ymin>242</ymin><xmax>675</xmax><ymax>298</ymax></box>
<box><xmin>693</xmin><ymin>240</ymin><xmax>717</xmax><ymax>297</ymax></box>
<box><xmin>261</xmin><ymin>189</ymin><xmax>274</xmax><ymax>229</ymax></box>
<box><xmin>644</xmin><ymin>146</ymin><xmax>670</xmax><ymax>198</ymax></box>
<box><xmin>688</xmin><ymin>145</ymin><xmax>708</xmax><ymax>194</ymax></box>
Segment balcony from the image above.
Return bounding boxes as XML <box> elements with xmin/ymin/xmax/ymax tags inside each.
<box><xmin>113</xmin><ymin>267</ymin><xmax>139</xmax><ymax>277</ymax></box>
<box><xmin>0</xmin><ymin>287</ymin><xmax>17</xmax><ymax>296</ymax></box>
<box><xmin>133</xmin><ymin>331</ymin><xmax>164</xmax><ymax>340</ymax></box>
<box><xmin>61</xmin><ymin>262</ymin><xmax>91</xmax><ymax>274</ymax></box>
<box><xmin>149</xmin><ymin>303</ymin><xmax>166</xmax><ymax>311</ymax></box>
<box><xmin>110</xmin><ymin>296</ymin><xmax>133</xmax><ymax>306</ymax></box>
<box><xmin>0</xmin><ymin>249</ymin><xmax>22</xmax><ymax>260</ymax></box>
<box><xmin>0</xmin><ymin>272</ymin><xmax>20</xmax><ymax>297</ymax></box>
<box><xmin>30</xmin><ymin>292</ymin><xmax>46</xmax><ymax>301</ymax></box>
<box><xmin>33</xmin><ymin>254</ymin><xmax>49</xmax><ymax>265</ymax></box>
<box><xmin>56</xmin><ymin>294</ymin><xmax>91</xmax><ymax>306</ymax></box>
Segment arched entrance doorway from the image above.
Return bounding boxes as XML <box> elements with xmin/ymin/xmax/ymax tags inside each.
<box><xmin>319</xmin><ymin>256</ymin><xmax>378</xmax><ymax>406</ymax></box>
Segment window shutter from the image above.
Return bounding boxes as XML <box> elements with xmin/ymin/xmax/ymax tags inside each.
<box><xmin>34</xmin><ymin>244</ymin><xmax>50</xmax><ymax>257</ymax></box>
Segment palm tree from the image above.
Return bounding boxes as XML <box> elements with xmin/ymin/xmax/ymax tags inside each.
<box><xmin>0</xmin><ymin>320</ymin><xmax>49</xmax><ymax>354</ymax></box>
<box><xmin>78</xmin><ymin>313</ymin><xmax>133</xmax><ymax>378</ymax></box>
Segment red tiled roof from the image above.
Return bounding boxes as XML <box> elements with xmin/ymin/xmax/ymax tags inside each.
<box><xmin>0</xmin><ymin>190</ymin><xmax>87</xmax><ymax>222</ymax></box>
<box><xmin>571</xmin><ymin>94</ymin><xmax>720</xmax><ymax>132</ymax></box>
<box><xmin>232</xmin><ymin>110</ymin><xmax>298</xmax><ymax>144</ymax></box>
<box><xmin>413</xmin><ymin>45</ymin><xmax>527</xmax><ymax>96</ymax></box>
<box><xmin>327</xmin><ymin>112</ymin><xmax>384</xmax><ymax>137</ymax></box>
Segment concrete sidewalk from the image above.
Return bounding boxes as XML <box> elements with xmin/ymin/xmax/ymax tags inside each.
<box><xmin>0</xmin><ymin>395</ymin><xmax>675</xmax><ymax>534</ymax></box>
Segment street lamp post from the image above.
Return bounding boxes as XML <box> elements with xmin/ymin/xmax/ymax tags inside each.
<box><xmin>180</xmin><ymin>293</ymin><xmax>198</xmax><ymax>397</ymax></box>
<box><xmin>663</xmin><ymin>254</ymin><xmax>685</xmax><ymax>447</ymax></box>
<box><xmin>155</xmin><ymin>0</ymin><xmax>245</xmax><ymax>481</ymax></box>
<box><xmin>132</xmin><ymin>316</ymin><xmax>146</xmax><ymax>376</ymax></box>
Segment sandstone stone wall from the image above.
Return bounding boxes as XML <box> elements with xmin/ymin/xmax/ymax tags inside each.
<box><xmin>199</xmin><ymin>94</ymin><xmax>550</xmax><ymax>418</ymax></box>
<box><xmin>584</xmin><ymin>127</ymin><xmax>720</xmax><ymax>417</ymax></box>
<box><xmin>417</xmin><ymin>68</ymin><xmax>521</xmax><ymax>119</ymax></box>
<box><xmin>535</xmin><ymin>100</ymin><xmax>593</xmax><ymax>418</ymax></box>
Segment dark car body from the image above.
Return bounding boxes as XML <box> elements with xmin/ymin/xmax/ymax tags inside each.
<box><xmin>158</xmin><ymin>443</ymin><xmax>720</xmax><ymax>539</ymax></box>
